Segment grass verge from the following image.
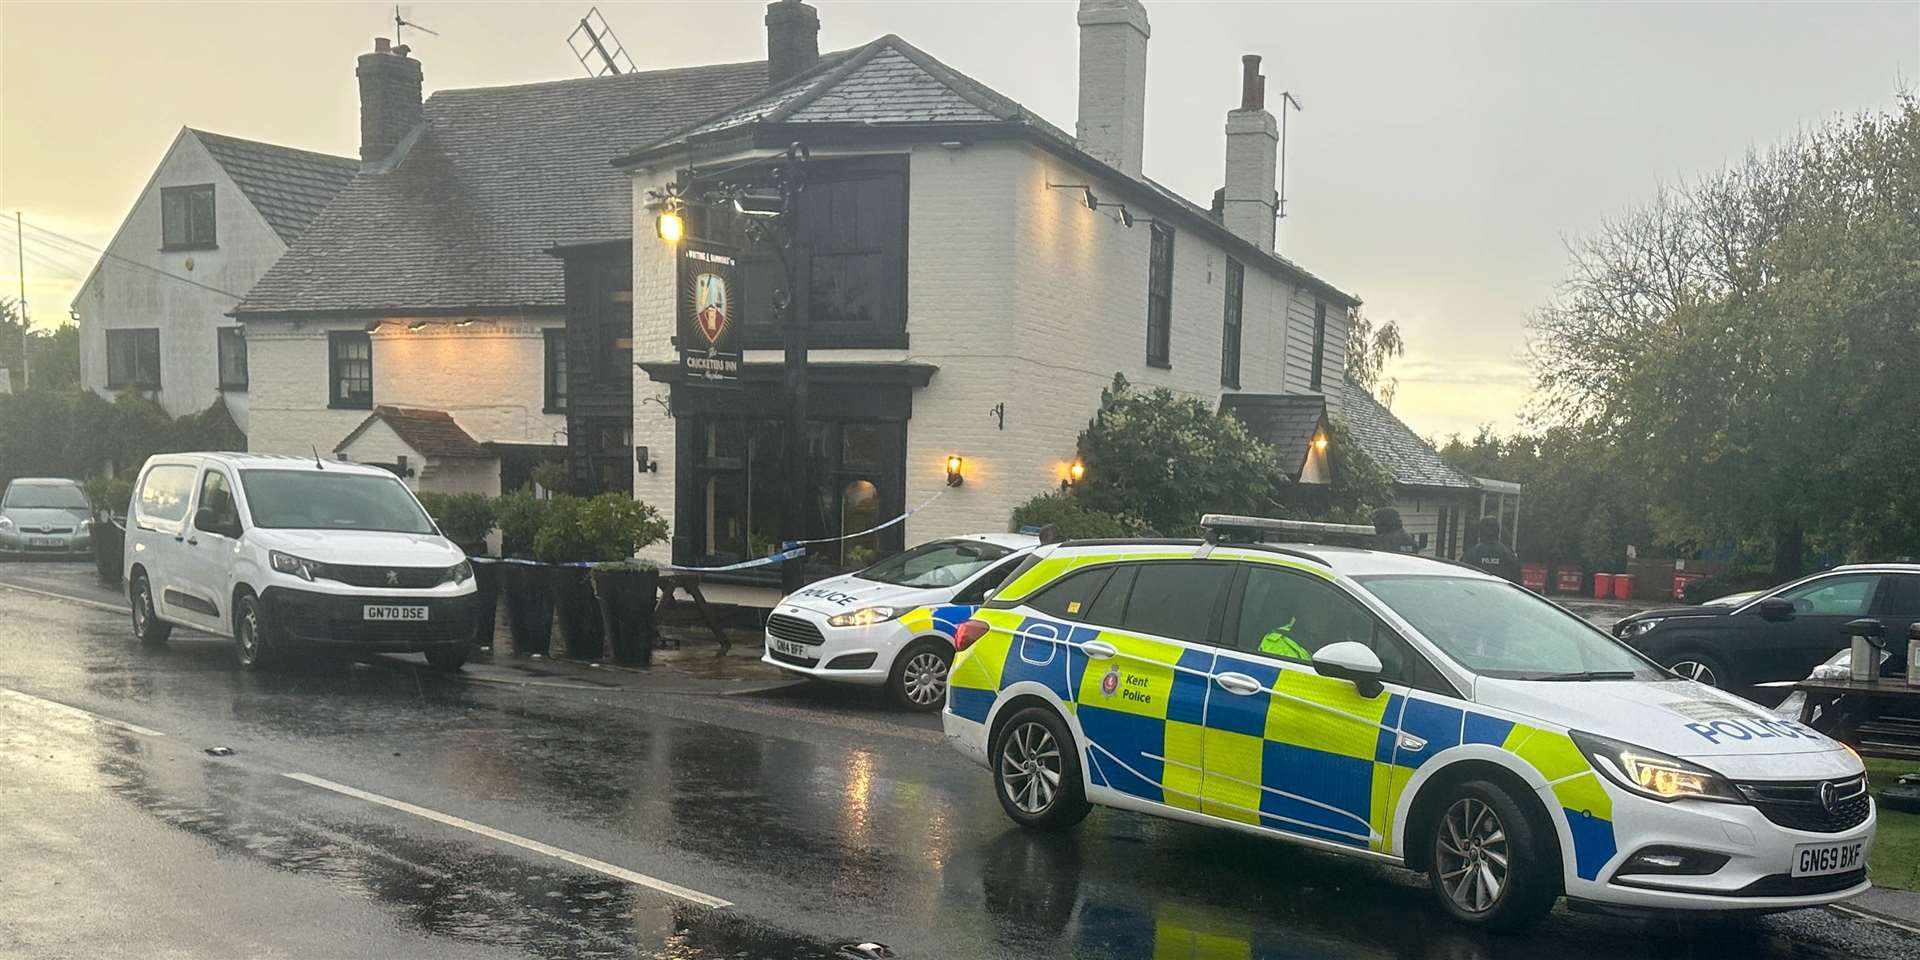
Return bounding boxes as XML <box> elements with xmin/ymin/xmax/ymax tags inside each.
<box><xmin>1867</xmin><ymin>758</ymin><xmax>1920</xmax><ymax>891</ymax></box>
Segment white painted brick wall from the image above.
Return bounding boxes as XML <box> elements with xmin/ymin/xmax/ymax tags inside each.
<box><xmin>1075</xmin><ymin>0</ymin><xmax>1151</xmax><ymax>178</ymax></box>
<box><xmin>246</xmin><ymin>318</ymin><xmax>564</xmax><ymax>470</ymax></box>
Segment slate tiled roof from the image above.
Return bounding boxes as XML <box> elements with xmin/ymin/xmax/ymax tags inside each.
<box><xmin>336</xmin><ymin>406</ymin><xmax>491</xmax><ymax>459</ymax></box>
<box><xmin>1339</xmin><ymin>378</ymin><xmax>1476</xmax><ymax>491</ymax></box>
<box><xmin>628</xmin><ymin>35</ymin><xmax>1357</xmax><ymax>308</ymax></box>
<box><xmin>235</xmin><ymin>58</ymin><xmax>790</xmax><ymax>318</ymax></box>
<box><xmin>190</xmin><ymin>129</ymin><xmax>357</xmax><ymax>244</ymax></box>
<box><xmin>1220</xmin><ymin>393</ymin><xmax>1327</xmax><ymax>475</ymax></box>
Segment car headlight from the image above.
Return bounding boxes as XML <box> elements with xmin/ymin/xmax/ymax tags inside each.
<box><xmin>1618</xmin><ymin>618</ymin><xmax>1663</xmax><ymax>639</ymax></box>
<box><xmin>828</xmin><ymin>605</ymin><xmax>901</xmax><ymax>628</ymax></box>
<box><xmin>0</xmin><ymin>516</ymin><xmax>12</xmax><ymax>531</ymax></box>
<box><xmin>269</xmin><ymin>550</ymin><xmax>321</xmax><ymax>582</ymax></box>
<box><xmin>1570</xmin><ymin>730</ymin><xmax>1744</xmax><ymax>804</ymax></box>
<box><xmin>78</xmin><ymin>518</ymin><xmax>93</xmax><ymax>534</ymax></box>
<box><xmin>441</xmin><ymin>559</ymin><xmax>473</xmax><ymax>585</ymax></box>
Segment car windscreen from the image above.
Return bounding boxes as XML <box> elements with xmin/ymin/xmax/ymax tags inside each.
<box><xmin>238</xmin><ymin>470</ymin><xmax>436</xmax><ymax>534</ymax></box>
<box><xmin>858</xmin><ymin>539</ymin><xmax>1015</xmax><ymax>589</ymax></box>
<box><xmin>1358</xmin><ymin>575</ymin><xmax>1666</xmax><ymax>681</ymax></box>
<box><xmin>2</xmin><ymin>483</ymin><xmax>88</xmax><ymax>510</ymax></box>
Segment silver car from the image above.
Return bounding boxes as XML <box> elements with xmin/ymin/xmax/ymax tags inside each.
<box><xmin>0</xmin><ymin>478</ymin><xmax>94</xmax><ymax>559</ymax></box>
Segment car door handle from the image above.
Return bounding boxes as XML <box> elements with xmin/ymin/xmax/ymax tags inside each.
<box><xmin>1215</xmin><ymin>672</ymin><xmax>1264</xmax><ymax>696</ymax></box>
<box><xmin>1081</xmin><ymin>640</ymin><xmax>1117</xmax><ymax>661</ymax></box>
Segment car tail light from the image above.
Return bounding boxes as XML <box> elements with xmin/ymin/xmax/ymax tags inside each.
<box><xmin>953</xmin><ymin>619</ymin><xmax>990</xmax><ymax>652</ymax></box>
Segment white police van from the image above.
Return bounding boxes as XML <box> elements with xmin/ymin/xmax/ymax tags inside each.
<box><xmin>943</xmin><ymin>516</ymin><xmax>1875</xmax><ymax>929</ymax></box>
<box><xmin>762</xmin><ymin>533</ymin><xmax>1037</xmax><ymax>710</ymax></box>
<box><xmin>124</xmin><ymin>453</ymin><xmax>479</xmax><ymax>671</ymax></box>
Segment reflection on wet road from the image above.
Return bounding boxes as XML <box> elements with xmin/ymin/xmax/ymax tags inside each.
<box><xmin>1</xmin><ymin>577</ymin><xmax>1914</xmax><ymax>959</ymax></box>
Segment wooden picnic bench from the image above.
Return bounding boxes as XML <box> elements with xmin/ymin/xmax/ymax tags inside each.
<box><xmin>655</xmin><ymin>571</ymin><xmax>731</xmax><ymax>655</ymax></box>
<box><xmin>1793</xmin><ymin>676</ymin><xmax>1920</xmax><ymax>760</ymax></box>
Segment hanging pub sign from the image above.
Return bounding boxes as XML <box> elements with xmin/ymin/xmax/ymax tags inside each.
<box><xmin>677</xmin><ymin>238</ymin><xmax>742</xmax><ymax>387</ymax></box>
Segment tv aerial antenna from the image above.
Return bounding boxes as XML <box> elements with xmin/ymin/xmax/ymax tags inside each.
<box><xmin>1277</xmin><ymin>91</ymin><xmax>1302</xmax><ymax>220</ymax></box>
<box><xmin>569</xmin><ymin>6</ymin><xmax>636</xmax><ymax>77</ymax></box>
<box><xmin>393</xmin><ymin>5</ymin><xmax>439</xmax><ymax>45</ymax></box>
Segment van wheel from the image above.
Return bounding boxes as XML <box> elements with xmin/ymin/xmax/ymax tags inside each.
<box><xmin>993</xmin><ymin>706</ymin><xmax>1091</xmax><ymax>831</ymax></box>
<box><xmin>233</xmin><ymin>593</ymin><xmax>278</xmax><ymax>671</ymax></box>
<box><xmin>1427</xmin><ymin>780</ymin><xmax>1558</xmax><ymax>931</ymax></box>
<box><xmin>130</xmin><ymin>572</ymin><xmax>171</xmax><ymax>646</ymax></box>
<box><xmin>890</xmin><ymin>640</ymin><xmax>952</xmax><ymax>712</ymax></box>
<box><xmin>425</xmin><ymin>644</ymin><xmax>470</xmax><ymax>672</ymax></box>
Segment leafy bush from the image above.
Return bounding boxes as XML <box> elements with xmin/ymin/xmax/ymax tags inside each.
<box><xmin>416</xmin><ymin>491</ymin><xmax>496</xmax><ymax>549</ymax></box>
<box><xmin>493</xmin><ymin>489</ymin><xmax>550</xmax><ymax>559</ymax></box>
<box><xmin>1010</xmin><ymin>492</ymin><xmax>1142</xmax><ymax>540</ymax></box>
<box><xmin>533</xmin><ymin>494</ymin><xmax>669</xmax><ymax>563</ymax></box>
<box><xmin>529</xmin><ymin>461</ymin><xmax>572</xmax><ymax>496</ymax></box>
<box><xmin>1073</xmin><ymin>374</ymin><xmax>1285</xmax><ymax>536</ymax></box>
<box><xmin>82</xmin><ymin>474</ymin><xmax>136</xmax><ymax>517</ymax></box>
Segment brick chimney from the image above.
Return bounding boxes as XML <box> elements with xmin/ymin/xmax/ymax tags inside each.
<box><xmin>356</xmin><ymin>37</ymin><xmax>423</xmax><ymax>168</ymax></box>
<box><xmin>1075</xmin><ymin>0</ymin><xmax>1150</xmax><ymax>178</ymax></box>
<box><xmin>1221</xmin><ymin>54</ymin><xmax>1278</xmax><ymax>252</ymax></box>
<box><xmin>765</xmin><ymin>0</ymin><xmax>820</xmax><ymax>87</ymax></box>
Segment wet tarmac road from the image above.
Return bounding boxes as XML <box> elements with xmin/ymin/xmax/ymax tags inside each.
<box><xmin>2</xmin><ymin>573</ymin><xmax>1916</xmax><ymax>960</ymax></box>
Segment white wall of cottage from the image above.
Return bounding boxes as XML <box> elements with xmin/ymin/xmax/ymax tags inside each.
<box><xmin>246</xmin><ymin>318</ymin><xmax>563</xmax><ymax>495</ymax></box>
<box><xmin>73</xmin><ymin>130</ymin><xmax>287</xmax><ymax>426</ymax></box>
<box><xmin>628</xmin><ymin>138</ymin><xmax>1350</xmax><ymax>563</ymax></box>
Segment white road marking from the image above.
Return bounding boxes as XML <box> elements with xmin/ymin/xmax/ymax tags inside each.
<box><xmin>0</xmin><ymin>579</ymin><xmax>127</xmax><ymax>615</ymax></box>
<box><xmin>282</xmin><ymin>772</ymin><xmax>733</xmax><ymax>909</ymax></box>
<box><xmin>0</xmin><ymin>688</ymin><xmax>166</xmax><ymax>737</ymax></box>
<box><xmin>1830</xmin><ymin>903</ymin><xmax>1920</xmax><ymax>937</ymax></box>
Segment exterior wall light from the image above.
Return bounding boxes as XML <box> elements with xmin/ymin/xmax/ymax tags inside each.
<box><xmin>1046</xmin><ymin>182</ymin><xmax>1099</xmax><ymax>210</ymax></box>
<box><xmin>406</xmin><ymin>320</ymin><xmax>430</xmax><ymax>332</ymax></box>
<box><xmin>1060</xmin><ymin>459</ymin><xmax>1086</xmax><ymax>492</ymax></box>
<box><xmin>945</xmin><ymin>455</ymin><xmax>965</xmax><ymax>487</ymax></box>
<box><xmin>656</xmin><ymin>209</ymin><xmax>685</xmax><ymax>244</ymax></box>
<box><xmin>1313</xmin><ymin>434</ymin><xmax>1329</xmax><ymax>453</ymax></box>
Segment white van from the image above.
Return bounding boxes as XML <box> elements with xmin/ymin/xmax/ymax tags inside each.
<box><xmin>124</xmin><ymin>453</ymin><xmax>479</xmax><ymax>671</ymax></box>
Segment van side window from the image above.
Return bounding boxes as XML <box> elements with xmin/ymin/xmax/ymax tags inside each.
<box><xmin>138</xmin><ymin>465</ymin><xmax>197</xmax><ymax>523</ymax></box>
<box><xmin>1118</xmin><ymin>562</ymin><xmax>1233</xmax><ymax>644</ymax></box>
<box><xmin>1026</xmin><ymin>567</ymin><xmax>1113</xmax><ymax>620</ymax></box>
<box><xmin>193</xmin><ymin>470</ymin><xmax>239</xmax><ymax>535</ymax></box>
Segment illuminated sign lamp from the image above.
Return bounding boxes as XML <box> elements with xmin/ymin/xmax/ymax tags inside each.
<box><xmin>945</xmin><ymin>455</ymin><xmax>965</xmax><ymax>487</ymax></box>
<box><xmin>656</xmin><ymin>209</ymin><xmax>685</xmax><ymax>244</ymax></box>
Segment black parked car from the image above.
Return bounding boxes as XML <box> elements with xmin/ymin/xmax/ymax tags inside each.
<box><xmin>1614</xmin><ymin>564</ymin><xmax>1920</xmax><ymax>699</ymax></box>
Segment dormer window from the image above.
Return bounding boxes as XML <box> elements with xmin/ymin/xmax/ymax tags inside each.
<box><xmin>160</xmin><ymin>184</ymin><xmax>216</xmax><ymax>251</ymax></box>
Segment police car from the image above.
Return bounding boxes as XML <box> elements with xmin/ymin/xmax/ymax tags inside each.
<box><xmin>763</xmin><ymin>534</ymin><xmax>1038</xmax><ymax>710</ymax></box>
<box><xmin>942</xmin><ymin>516</ymin><xmax>1875</xmax><ymax>929</ymax></box>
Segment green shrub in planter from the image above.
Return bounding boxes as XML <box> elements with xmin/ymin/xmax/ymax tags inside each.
<box><xmin>417</xmin><ymin>491</ymin><xmax>496</xmax><ymax>553</ymax></box>
<box><xmin>533</xmin><ymin>494</ymin><xmax>669</xmax><ymax>564</ymax></box>
<box><xmin>493</xmin><ymin>489</ymin><xmax>549</xmax><ymax>559</ymax></box>
<box><xmin>1009</xmin><ymin>491</ymin><xmax>1144</xmax><ymax>540</ymax></box>
<box><xmin>82</xmin><ymin>474</ymin><xmax>136</xmax><ymax>518</ymax></box>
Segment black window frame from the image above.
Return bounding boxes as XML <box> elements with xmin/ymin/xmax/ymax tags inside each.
<box><xmin>1146</xmin><ymin>222</ymin><xmax>1175</xmax><ymax>368</ymax></box>
<box><xmin>1310</xmin><ymin>299</ymin><xmax>1328</xmax><ymax>391</ymax></box>
<box><xmin>1220</xmin><ymin>257</ymin><xmax>1244</xmax><ymax>388</ymax></box>
<box><xmin>216</xmin><ymin>326</ymin><xmax>247</xmax><ymax>391</ymax></box>
<box><xmin>543</xmin><ymin>327</ymin><xmax>569</xmax><ymax>413</ymax></box>
<box><xmin>105</xmin><ymin>328</ymin><xmax>161</xmax><ymax>390</ymax></box>
<box><xmin>327</xmin><ymin>331</ymin><xmax>373</xmax><ymax>410</ymax></box>
<box><xmin>160</xmin><ymin>184</ymin><xmax>217</xmax><ymax>251</ymax></box>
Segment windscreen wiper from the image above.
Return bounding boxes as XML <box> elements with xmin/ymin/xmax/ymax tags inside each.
<box><xmin>1526</xmin><ymin>670</ymin><xmax>1638</xmax><ymax>682</ymax></box>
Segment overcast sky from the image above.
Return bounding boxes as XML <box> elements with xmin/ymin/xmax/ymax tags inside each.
<box><xmin>2</xmin><ymin>1</ymin><xmax>1913</xmax><ymax>438</ymax></box>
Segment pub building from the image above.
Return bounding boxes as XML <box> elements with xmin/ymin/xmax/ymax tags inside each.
<box><xmin>555</xmin><ymin>0</ymin><xmax>1364</xmax><ymax>607</ymax></box>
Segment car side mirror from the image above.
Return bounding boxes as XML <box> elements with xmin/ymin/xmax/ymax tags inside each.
<box><xmin>1311</xmin><ymin>641</ymin><xmax>1385</xmax><ymax>698</ymax></box>
<box><xmin>1757</xmin><ymin>598</ymin><xmax>1795</xmax><ymax>622</ymax></box>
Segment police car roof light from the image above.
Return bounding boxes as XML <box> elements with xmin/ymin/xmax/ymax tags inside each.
<box><xmin>1200</xmin><ymin>514</ymin><xmax>1376</xmax><ymax>545</ymax></box>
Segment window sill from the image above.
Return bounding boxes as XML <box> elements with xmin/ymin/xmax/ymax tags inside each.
<box><xmin>329</xmin><ymin>401</ymin><xmax>373</xmax><ymax>411</ymax></box>
<box><xmin>106</xmin><ymin>383</ymin><xmax>162</xmax><ymax>391</ymax></box>
<box><xmin>1147</xmin><ymin>359</ymin><xmax>1172</xmax><ymax>370</ymax></box>
<box><xmin>159</xmin><ymin>243</ymin><xmax>218</xmax><ymax>253</ymax></box>
<box><xmin>219</xmin><ymin>383</ymin><xmax>249</xmax><ymax>392</ymax></box>
<box><xmin>543</xmin><ymin>406</ymin><xmax>569</xmax><ymax>416</ymax></box>
<box><xmin>1221</xmin><ymin>380</ymin><xmax>1241</xmax><ymax>390</ymax></box>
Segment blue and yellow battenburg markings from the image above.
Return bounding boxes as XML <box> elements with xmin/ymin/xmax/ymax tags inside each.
<box><xmin>948</xmin><ymin>553</ymin><xmax>1617</xmax><ymax>876</ymax></box>
<box><xmin>896</xmin><ymin>603</ymin><xmax>975</xmax><ymax>641</ymax></box>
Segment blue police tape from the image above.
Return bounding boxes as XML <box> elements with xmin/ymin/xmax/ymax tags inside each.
<box><xmin>470</xmin><ymin>547</ymin><xmax>810</xmax><ymax>573</ymax></box>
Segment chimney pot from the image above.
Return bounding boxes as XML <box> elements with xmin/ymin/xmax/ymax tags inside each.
<box><xmin>1240</xmin><ymin>54</ymin><xmax>1264</xmax><ymax>111</ymax></box>
<box><xmin>765</xmin><ymin>0</ymin><xmax>820</xmax><ymax>88</ymax></box>
<box><xmin>394</xmin><ymin>43</ymin><xmax>411</xmax><ymax>58</ymax></box>
<box><xmin>374</xmin><ymin>36</ymin><xmax>391</xmax><ymax>54</ymax></box>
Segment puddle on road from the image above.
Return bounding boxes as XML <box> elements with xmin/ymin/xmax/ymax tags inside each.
<box><xmin>89</xmin><ymin>745</ymin><xmax>845</xmax><ymax>959</ymax></box>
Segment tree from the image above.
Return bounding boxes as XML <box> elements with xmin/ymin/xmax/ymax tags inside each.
<box><xmin>0</xmin><ymin>298</ymin><xmax>81</xmax><ymax>392</ymax></box>
<box><xmin>1526</xmin><ymin>95</ymin><xmax>1920</xmax><ymax>575</ymax></box>
<box><xmin>1072</xmin><ymin>374</ymin><xmax>1287</xmax><ymax>536</ymax></box>
<box><xmin>1345</xmin><ymin>308</ymin><xmax>1404</xmax><ymax>407</ymax></box>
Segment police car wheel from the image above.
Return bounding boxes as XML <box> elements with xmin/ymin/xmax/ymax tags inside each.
<box><xmin>993</xmin><ymin>707</ymin><xmax>1090</xmax><ymax>830</ymax></box>
<box><xmin>1428</xmin><ymin>780</ymin><xmax>1556</xmax><ymax>930</ymax></box>
<box><xmin>890</xmin><ymin>641</ymin><xmax>952</xmax><ymax>712</ymax></box>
